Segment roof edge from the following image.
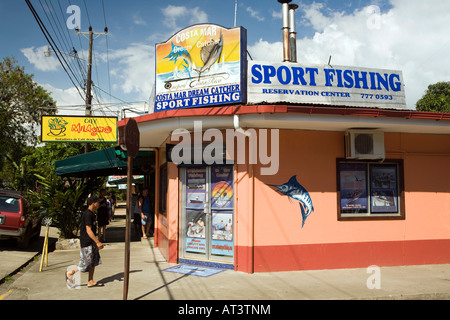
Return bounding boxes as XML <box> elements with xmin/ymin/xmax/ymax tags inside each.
<box><xmin>118</xmin><ymin>105</ymin><xmax>450</xmax><ymax>128</ymax></box>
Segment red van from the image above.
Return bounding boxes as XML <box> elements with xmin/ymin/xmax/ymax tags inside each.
<box><xmin>0</xmin><ymin>190</ymin><xmax>42</xmax><ymax>248</ymax></box>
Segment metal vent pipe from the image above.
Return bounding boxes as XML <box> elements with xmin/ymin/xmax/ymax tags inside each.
<box><xmin>289</xmin><ymin>4</ymin><xmax>298</xmax><ymax>63</ymax></box>
<box><xmin>278</xmin><ymin>0</ymin><xmax>292</xmax><ymax>62</ymax></box>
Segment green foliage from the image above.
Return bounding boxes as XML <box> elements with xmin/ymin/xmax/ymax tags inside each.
<box><xmin>28</xmin><ymin>174</ymin><xmax>105</xmax><ymax>239</ymax></box>
<box><xmin>47</xmin><ymin>117</ymin><xmax>68</xmax><ymax>130</ymax></box>
<box><xmin>416</xmin><ymin>81</ymin><xmax>450</xmax><ymax>113</ymax></box>
<box><xmin>0</xmin><ymin>57</ymin><xmax>57</xmax><ymax>187</ymax></box>
<box><xmin>0</xmin><ymin>57</ymin><xmax>56</xmax><ymax>156</ymax></box>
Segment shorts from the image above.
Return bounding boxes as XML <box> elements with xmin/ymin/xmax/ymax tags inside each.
<box><xmin>141</xmin><ymin>212</ymin><xmax>153</xmax><ymax>226</ymax></box>
<box><xmin>78</xmin><ymin>244</ymin><xmax>102</xmax><ymax>272</ymax></box>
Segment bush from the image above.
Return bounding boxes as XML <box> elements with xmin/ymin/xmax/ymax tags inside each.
<box><xmin>28</xmin><ymin>174</ymin><xmax>104</xmax><ymax>239</ymax></box>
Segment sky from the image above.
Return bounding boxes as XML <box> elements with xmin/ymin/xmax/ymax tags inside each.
<box><xmin>1</xmin><ymin>0</ymin><xmax>449</xmax><ymax>117</ymax></box>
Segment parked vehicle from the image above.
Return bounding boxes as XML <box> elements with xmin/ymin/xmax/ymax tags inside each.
<box><xmin>0</xmin><ymin>190</ymin><xmax>42</xmax><ymax>249</ymax></box>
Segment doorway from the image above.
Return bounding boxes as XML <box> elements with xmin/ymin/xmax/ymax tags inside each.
<box><xmin>180</xmin><ymin>165</ymin><xmax>234</xmax><ymax>267</ymax></box>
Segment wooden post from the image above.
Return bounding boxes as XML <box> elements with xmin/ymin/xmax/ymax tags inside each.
<box><xmin>123</xmin><ymin>155</ymin><xmax>133</xmax><ymax>300</ymax></box>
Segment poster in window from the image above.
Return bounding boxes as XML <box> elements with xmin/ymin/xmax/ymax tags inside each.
<box><xmin>211</xmin><ymin>212</ymin><xmax>233</xmax><ymax>256</ymax></box>
<box><xmin>186</xmin><ymin>168</ymin><xmax>206</xmax><ymax>209</ymax></box>
<box><xmin>339</xmin><ymin>163</ymin><xmax>368</xmax><ymax>211</ymax></box>
<box><xmin>211</xmin><ymin>166</ymin><xmax>233</xmax><ymax>210</ymax></box>
<box><xmin>370</xmin><ymin>165</ymin><xmax>398</xmax><ymax>213</ymax></box>
<box><xmin>186</xmin><ymin>211</ymin><xmax>206</xmax><ymax>254</ymax></box>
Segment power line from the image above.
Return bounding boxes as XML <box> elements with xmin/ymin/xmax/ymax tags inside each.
<box><xmin>101</xmin><ymin>0</ymin><xmax>112</xmax><ymax>104</ymax></box>
<box><xmin>39</xmin><ymin>0</ymin><xmax>85</xmax><ymax>90</ymax></box>
<box><xmin>83</xmin><ymin>0</ymin><xmax>92</xmax><ymax>26</ymax></box>
<box><xmin>25</xmin><ymin>0</ymin><xmax>85</xmax><ymax>101</ymax></box>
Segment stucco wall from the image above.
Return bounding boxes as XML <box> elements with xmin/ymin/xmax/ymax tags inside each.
<box><xmin>236</xmin><ymin>130</ymin><xmax>450</xmax><ymax>272</ymax></box>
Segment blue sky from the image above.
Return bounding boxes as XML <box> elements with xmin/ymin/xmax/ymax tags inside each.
<box><xmin>1</xmin><ymin>0</ymin><xmax>449</xmax><ymax>116</ymax></box>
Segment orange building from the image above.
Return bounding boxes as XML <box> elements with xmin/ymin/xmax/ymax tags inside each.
<box><xmin>118</xmin><ymin>105</ymin><xmax>450</xmax><ymax>273</ymax></box>
<box><xmin>114</xmin><ymin>18</ymin><xmax>450</xmax><ymax>273</ymax></box>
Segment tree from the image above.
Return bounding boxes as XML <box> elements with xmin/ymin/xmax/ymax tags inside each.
<box><xmin>0</xmin><ymin>57</ymin><xmax>56</xmax><ymax>172</ymax></box>
<box><xmin>416</xmin><ymin>81</ymin><xmax>450</xmax><ymax>113</ymax></box>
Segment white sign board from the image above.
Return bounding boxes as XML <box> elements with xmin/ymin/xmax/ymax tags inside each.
<box><xmin>248</xmin><ymin>61</ymin><xmax>406</xmax><ymax>109</ymax></box>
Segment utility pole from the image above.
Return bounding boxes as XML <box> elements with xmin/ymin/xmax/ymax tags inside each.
<box><xmin>76</xmin><ymin>26</ymin><xmax>108</xmax><ymax>153</ymax></box>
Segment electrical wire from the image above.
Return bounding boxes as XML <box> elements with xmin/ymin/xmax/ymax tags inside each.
<box><xmin>25</xmin><ymin>0</ymin><xmax>85</xmax><ymax>101</ymax></box>
<box><xmin>101</xmin><ymin>0</ymin><xmax>112</xmax><ymax>104</ymax></box>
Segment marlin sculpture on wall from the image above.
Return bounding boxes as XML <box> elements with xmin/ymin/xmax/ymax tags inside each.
<box><xmin>268</xmin><ymin>176</ymin><xmax>315</xmax><ymax>228</ymax></box>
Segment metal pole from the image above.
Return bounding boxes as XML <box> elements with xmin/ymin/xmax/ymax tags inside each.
<box><xmin>123</xmin><ymin>155</ymin><xmax>133</xmax><ymax>300</ymax></box>
<box><xmin>75</xmin><ymin>26</ymin><xmax>107</xmax><ymax>154</ymax></box>
<box><xmin>234</xmin><ymin>0</ymin><xmax>238</xmax><ymax>27</ymax></box>
<box><xmin>278</xmin><ymin>0</ymin><xmax>292</xmax><ymax>62</ymax></box>
<box><xmin>289</xmin><ymin>4</ymin><xmax>298</xmax><ymax>63</ymax></box>
<box><xmin>84</xmin><ymin>27</ymin><xmax>93</xmax><ymax>153</ymax></box>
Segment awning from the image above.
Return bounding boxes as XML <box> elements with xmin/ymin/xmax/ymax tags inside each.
<box><xmin>55</xmin><ymin>147</ymin><xmax>154</xmax><ymax>177</ymax></box>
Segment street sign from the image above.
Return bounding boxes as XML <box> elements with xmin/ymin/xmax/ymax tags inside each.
<box><xmin>124</xmin><ymin>118</ymin><xmax>140</xmax><ymax>158</ymax></box>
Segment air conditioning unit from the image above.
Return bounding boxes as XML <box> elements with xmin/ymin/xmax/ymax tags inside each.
<box><xmin>345</xmin><ymin>130</ymin><xmax>385</xmax><ymax>160</ymax></box>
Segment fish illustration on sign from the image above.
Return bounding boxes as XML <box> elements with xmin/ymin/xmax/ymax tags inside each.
<box><xmin>268</xmin><ymin>176</ymin><xmax>315</xmax><ymax>228</ymax></box>
<box><xmin>194</xmin><ymin>31</ymin><xmax>223</xmax><ymax>80</ymax></box>
<box><xmin>164</xmin><ymin>43</ymin><xmax>193</xmax><ymax>79</ymax></box>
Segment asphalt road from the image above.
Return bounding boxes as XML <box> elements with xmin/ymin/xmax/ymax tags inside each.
<box><xmin>0</xmin><ymin>225</ymin><xmax>59</xmax><ymax>284</ymax></box>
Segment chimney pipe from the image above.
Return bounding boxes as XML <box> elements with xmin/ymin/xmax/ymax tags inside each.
<box><xmin>278</xmin><ymin>0</ymin><xmax>292</xmax><ymax>62</ymax></box>
<box><xmin>289</xmin><ymin>4</ymin><xmax>298</xmax><ymax>63</ymax></box>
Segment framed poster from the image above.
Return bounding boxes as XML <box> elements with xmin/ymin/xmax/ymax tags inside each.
<box><xmin>186</xmin><ymin>211</ymin><xmax>206</xmax><ymax>254</ymax></box>
<box><xmin>186</xmin><ymin>168</ymin><xmax>206</xmax><ymax>209</ymax></box>
<box><xmin>339</xmin><ymin>163</ymin><xmax>368</xmax><ymax>212</ymax></box>
<box><xmin>211</xmin><ymin>166</ymin><xmax>233</xmax><ymax>210</ymax></box>
<box><xmin>370</xmin><ymin>165</ymin><xmax>398</xmax><ymax>213</ymax></box>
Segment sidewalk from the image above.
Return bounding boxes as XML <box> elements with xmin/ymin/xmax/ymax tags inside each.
<box><xmin>2</xmin><ymin>213</ymin><xmax>450</xmax><ymax>301</ymax></box>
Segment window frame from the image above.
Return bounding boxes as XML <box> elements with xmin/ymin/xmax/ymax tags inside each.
<box><xmin>159</xmin><ymin>163</ymin><xmax>168</xmax><ymax>214</ymax></box>
<box><xmin>336</xmin><ymin>158</ymin><xmax>405</xmax><ymax>221</ymax></box>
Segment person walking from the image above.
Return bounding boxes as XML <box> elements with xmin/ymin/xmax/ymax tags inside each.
<box><xmin>97</xmin><ymin>189</ymin><xmax>109</xmax><ymax>242</ymax></box>
<box><xmin>139</xmin><ymin>189</ymin><xmax>153</xmax><ymax>239</ymax></box>
<box><xmin>66</xmin><ymin>196</ymin><xmax>104</xmax><ymax>288</ymax></box>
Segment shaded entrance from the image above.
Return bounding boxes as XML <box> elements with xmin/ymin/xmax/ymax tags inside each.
<box><xmin>180</xmin><ymin>165</ymin><xmax>234</xmax><ymax>269</ymax></box>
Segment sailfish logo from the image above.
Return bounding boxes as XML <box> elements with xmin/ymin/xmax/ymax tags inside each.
<box><xmin>268</xmin><ymin>176</ymin><xmax>314</xmax><ymax>228</ymax></box>
<box><xmin>165</xmin><ymin>43</ymin><xmax>193</xmax><ymax>79</ymax></box>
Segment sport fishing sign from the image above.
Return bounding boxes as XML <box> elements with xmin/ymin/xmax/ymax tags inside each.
<box><xmin>248</xmin><ymin>61</ymin><xmax>407</xmax><ymax>109</ymax></box>
<box><xmin>155</xmin><ymin>24</ymin><xmax>247</xmax><ymax>112</ymax></box>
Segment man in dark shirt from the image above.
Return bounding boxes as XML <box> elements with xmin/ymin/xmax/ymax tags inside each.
<box><xmin>66</xmin><ymin>196</ymin><xmax>104</xmax><ymax>288</ymax></box>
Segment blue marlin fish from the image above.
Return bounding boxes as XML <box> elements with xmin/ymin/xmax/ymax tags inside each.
<box><xmin>268</xmin><ymin>176</ymin><xmax>315</xmax><ymax>228</ymax></box>
<box><xmin>164</xmin><ymin>43</ymin><xmax>193</xmax><ymax>79</ymax></box>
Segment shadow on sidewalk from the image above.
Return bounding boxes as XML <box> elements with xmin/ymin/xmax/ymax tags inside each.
<box><xmin>133</xmin><ymin>238</ymin><xmax>192</xmax><ymax>300</ymax></box>
<box><xmin>99</xmin><ymin>270</ymin><xmax>142</xmax><ymax>285</ymax></box>
<box><xmin>104</xmin><ymin>215</ymin><xmax>141</xmax><ymax>243</ymax></box>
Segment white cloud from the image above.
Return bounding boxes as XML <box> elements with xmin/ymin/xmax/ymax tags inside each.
<box><xmin>162</xmin><ymin>5</ymin><xmax>208</xmax><ymax>33</ymax></box>
<box><xmin>133</xmin><ymin>13</ymin><xmax>147</xmax><ymax>26</ymax></box>
<box><xmin>249</xmin><ymin>0</ymin><xmax>450</xmax><ymax>109</ymax></box>
<box><xmin>107</xmin><ymin>43</ymin><xmax>155</xmax><ymax>100</ymax></box>
<box><xmin>41</xmin><ymin>83</ymin><xmax>86</xmax><ymax>115</ymax></box>
<box><xmin>246</xmin><ymin>7</ymin><xmax>265</xmax><ymax>22</ymax></box>
<box><xmin>271</xmin><ymin>9</ymin><xmax>282</xmax><ymax>20</ymax></box>
<box><xmin>21</xmin><ymin>46</ymin><xmax>59</xmax><ymax>72</ymax></box>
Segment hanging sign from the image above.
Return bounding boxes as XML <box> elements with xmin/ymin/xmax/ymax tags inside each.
<box><xmin>155</xmin><ymin>24</ymin><xmax>247</xmax><ymax>112</ymax></box>
<box><xmin>41</xmin><ymin>116</ymin><xmax>117</xmax><ymax>143</ymax></box>
<box><xmin>248</xmin><ymin>61</ymin><xmax>407</xmax><ymax>109</ymax></box>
